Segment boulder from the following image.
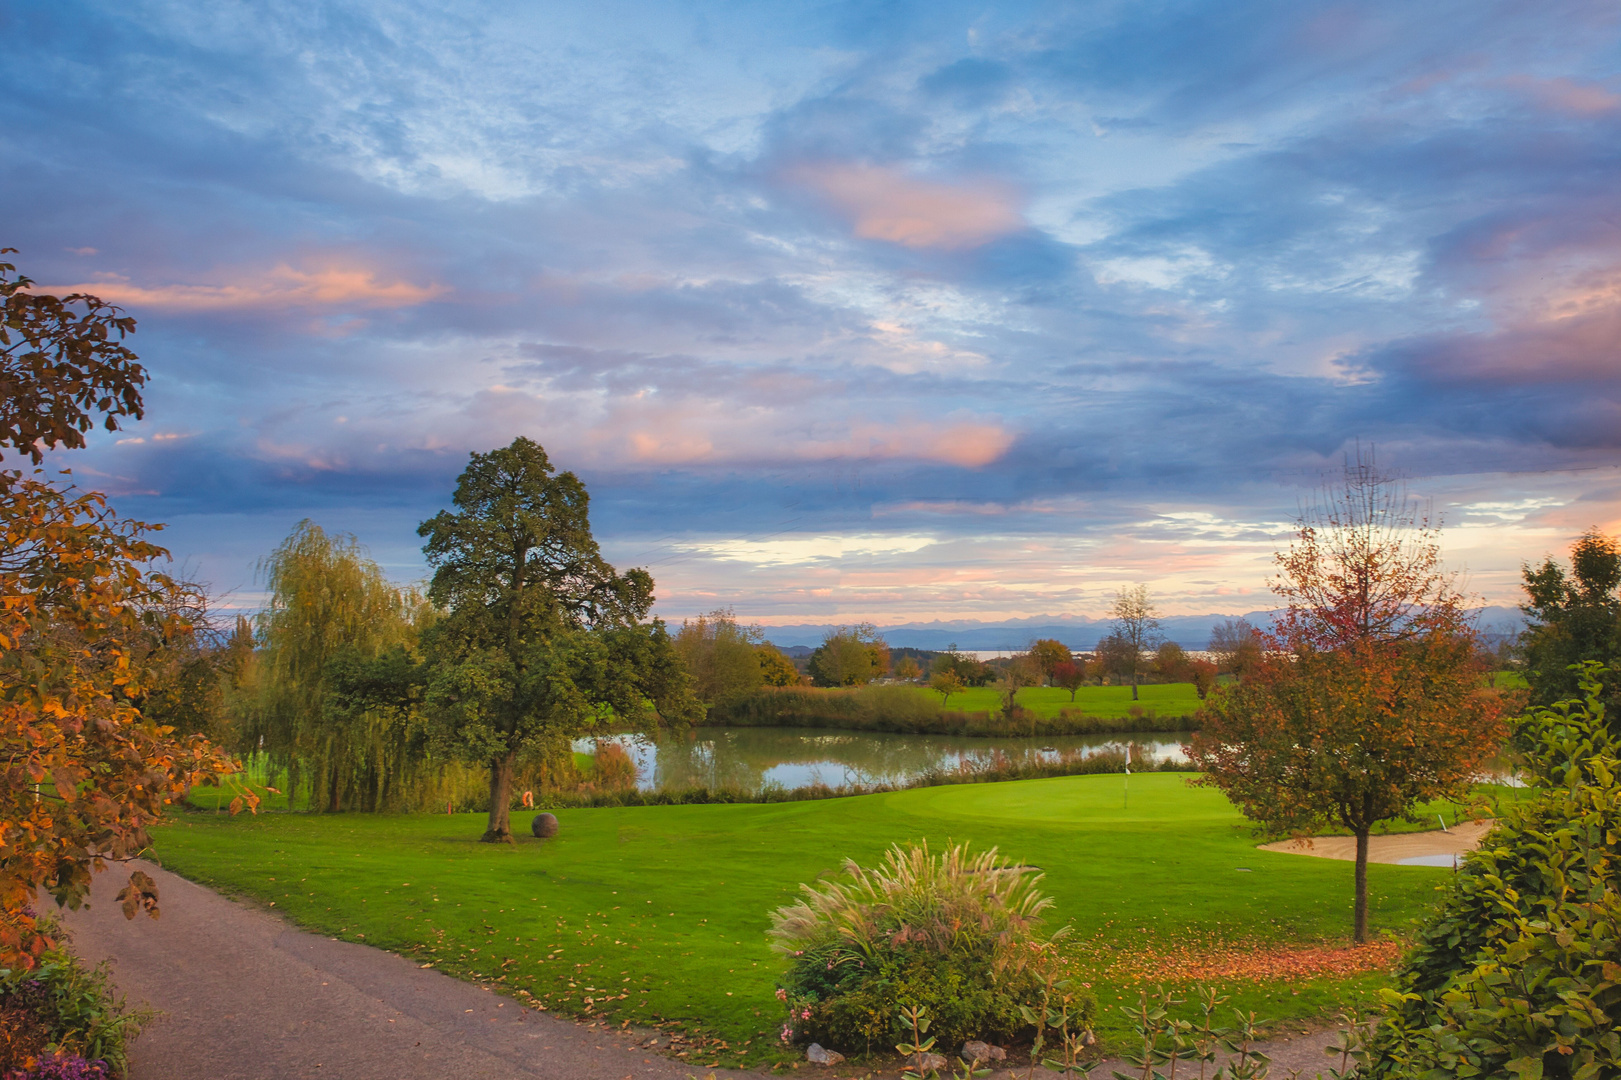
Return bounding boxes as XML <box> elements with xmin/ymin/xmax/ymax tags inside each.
<box><xmin>531</xmin><ymin>812</ymin><xmax>559</xmax><ymax>838</ymax></box>
<box><xmin>912</xmin><ymin>1051</ymin><xmax>949</xmax><ymax>1072</ymax></box>
<box><xmin>962</xmin><ymin>1040</ymin><xmax>1007</xmax><ymax>1063</ymax></box>
<box><xmin>806</xmin><ymin>1043</ymin><xmax>845</xmax><ymax>1066</ymax></box>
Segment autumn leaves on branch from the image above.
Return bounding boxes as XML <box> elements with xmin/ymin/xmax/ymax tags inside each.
<box><xmin>1</xmin><ymin>248</ymin><xmax>246</xmax><ymax>969</ymax></box>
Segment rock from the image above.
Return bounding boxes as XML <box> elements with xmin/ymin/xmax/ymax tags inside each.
<box><xmin>912</xmin><ymin>1051</ymin><xmax>949</xmax><ymax>1072</ymax></box>
<box><xmin>962</xmin><ymin>1040</ymin><xmax>1007</xmax><ymax>1063</ymax></box>
<box><xmin>531</xmin><ymin>812</ymin><xmax>559</xmax><ymax>838</ymax></box>
<box><xmin>806</xmin><ymin>1043</ymin><xmax>845</xmax><ymax>1066</ymax></box>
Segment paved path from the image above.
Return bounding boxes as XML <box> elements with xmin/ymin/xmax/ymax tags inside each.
<box><xmin>61</xmin><ymin>861</ymin><xmax>760</xmax><ymax>1080</ymax></box>
<box><xmin>62</xmin><ymin>862</ymin><xmax>1357</xmax><ymax>1080</ymax></box>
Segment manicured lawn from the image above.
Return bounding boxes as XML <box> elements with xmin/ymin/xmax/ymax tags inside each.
<box><xmin>154</xmin><ymin>773</ymin><xmax>1453</xmax><ymax>1067</ymax></box>
<box><xmin>944</xmin><ymin>682</ymin><xmax>1202</xmax><ymax>719</ymax></box>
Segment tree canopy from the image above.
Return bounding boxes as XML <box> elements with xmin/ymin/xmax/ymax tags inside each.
<box><xmin>1191</xmin><ymin>454</ymin><xmax>1505</xmax><ymax>942</ymax></box>
<box><xmin>1520</xmin><ymin>529</ymin><xmax>1621</xmax><ymax>730</ymax></box>
<box><xmin>418</xmin><ymin>437</ymin><xmax>697</xmax><ymax>842</ymax></box>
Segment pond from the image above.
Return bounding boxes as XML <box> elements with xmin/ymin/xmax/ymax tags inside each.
<box><xmin>574</xmin><ymin>726</ymin><xmax>1190</xmax><ymax>793</ymax></box>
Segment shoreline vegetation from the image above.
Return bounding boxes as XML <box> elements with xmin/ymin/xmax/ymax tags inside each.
<box><xmin>537</xmin><ymin>742</ymin><xmax>1186</xmax><ymax>808</ymax></box>
<box><xmin>706</xmin><ymin>683</ymin><xmax>1200</xmax><ymax>736</ymax></box>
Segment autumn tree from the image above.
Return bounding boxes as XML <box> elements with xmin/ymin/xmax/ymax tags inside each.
<box><xmin>419</xmin><ymin>438</ymin><xmax>698</xmax><ymax>842</ymax></box>
<box><xmin>995</xmin><ymin>654</ymin><xmax>1039</xmax><ymax>717</ymax></box>
<box><xmin>672</xmin><ymin>608</ymin><xmax>766</xmax><ymax>709</ymax></box>
<box><xmin>1028</xmin><ymin>638</ymin><xmax>1072</xmax><ymax>683</ymax></box>
<box><xmin>1519</xmin><ymin>529</ymin><xmax>1621</xmax><ymax>730</ymax></box>
<box><xmin>1154</xmin><ymin>641</ymin><xmax>1192</xmax><ymax>682</ymax></box>
<box><xmin>929</xmin><ymin>669</ymin><xmax>964</xmax><ymax>705</ymax></box>
<box><xmin>1051</xmin><ymin>658</ymin><xmax>1086</xmax><ymax>701</ymax></box>
<box><xmin>1</xmin><ymin>250</ymin><xmax>147</xmax><ymax>463</ymax></box>
<box><xmin>1110</xmin><ymin>585</ymin><xmax>1163</xmax><ymax>700</ymax></box>
<box><xmin>1208</xmin><ymin>618</ymin><xmax>1264</xmax><ymax>678</ymax></box>
<box><xmin>757</xmin><ymin>645</ymin><xmax>801</xmax><ymax>687</ymax></box>
<box><xmin>808</xmin><ymin>625</ymin><xmax>889</xmax><ymax>687</ymax></box>
<box><xmin>1188</xmin><ymin>658</ymin><xmax>1218</xmax><ymax>699</ymax></box>
<box><xmin>1190</xmin><ymin>454</ymin><xmax>1506</xmax><ymax>942</ymax></box>
<box><xmin>892</xmin><ymin>655</ymin><xmax>923</xmax><ymax>681</ymax></box>
<box><xmin>1</xmin><ymin>249</ymin><xmax>241</xmax><ymax>968</ymax></box>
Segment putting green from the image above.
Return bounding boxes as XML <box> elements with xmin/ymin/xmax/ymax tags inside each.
<box><xmin>152</xmin><ymin>773</ymin><xmax>1447</xmax><ymax>1066</ymax></box>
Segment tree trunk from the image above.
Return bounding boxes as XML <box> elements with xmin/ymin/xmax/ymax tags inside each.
<box><xmin>1131</xmin><ymin>670</ymin><xmax>1140</xmax><ymax>701</ymax></box>
<box><xmin>1353</xmin><ymin>829</ymin><xmax>1370</xmax><ymax>943</ymax></box>
<box><xmin>482</xmin><ymin>751</ymin><xmax>518</xmax><ymax>843</ymax></box>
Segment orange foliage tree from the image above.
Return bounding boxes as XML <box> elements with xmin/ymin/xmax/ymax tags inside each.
<box><xmin>1189</xmin><ymin>453</ymin><xmax>1507</xmax><ymax>942</ymax></box>
<box><xmin>1</xmin><ymin>249</ymin><xmax>244</xmax><ymax>968</ymax></box>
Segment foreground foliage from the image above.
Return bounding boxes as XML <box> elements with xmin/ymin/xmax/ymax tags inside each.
<box><xmin>0</xmin><ymin>933</ymin><xmax>144</xmax><ymax>1078</ymax></box>
<box><xmin>769</xmin><ymin>841</ymin><xmax>1085</xmax><ymax>1054</ymax></box>
<box><xmin>1364</xmin><ymin>663</ymin><xmax>1621</xmax><ymax>1080</ymax></box>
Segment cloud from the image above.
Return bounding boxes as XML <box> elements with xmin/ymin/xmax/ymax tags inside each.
<box><xmin>47</xmin><ymin>262</ymin><xmax>449</xmax><ymax>312</ymax></box>
<box><xmin>784</xmin><ymin>163</ymin><xmax>1024</xmax><ymax>250</ymax></box>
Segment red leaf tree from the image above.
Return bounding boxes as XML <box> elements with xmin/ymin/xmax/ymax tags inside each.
<box><xmin>1189</xmin><ymin>452</ymin><xmax>1508</xmax><ymax>942</ymax></box>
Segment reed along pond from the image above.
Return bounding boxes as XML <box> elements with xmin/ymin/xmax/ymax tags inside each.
<box><xmin>574</xmin><ymin>727</ymin><xmax>1189</xmax><ymax>794</ymax></box>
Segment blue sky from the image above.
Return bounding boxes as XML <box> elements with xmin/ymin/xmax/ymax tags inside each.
<box><xmin>6</xmin><ymin>1</ymin><xmax>1621</xmax><ymax>624</ymax></box>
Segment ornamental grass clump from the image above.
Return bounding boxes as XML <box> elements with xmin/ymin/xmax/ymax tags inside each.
<box><xmin>768</xmin><ymin>841</ymin><xmax>1080</xmax><ymax>1054</ymax></box>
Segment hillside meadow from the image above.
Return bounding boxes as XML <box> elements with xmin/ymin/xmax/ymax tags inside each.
<box><xmin>155</xmin><ymin>772</ymin><xmax>1465</xmax><ymax>1069</ymax></box>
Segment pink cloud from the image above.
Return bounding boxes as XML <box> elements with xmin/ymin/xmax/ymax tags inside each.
<box><xmin>47</xmin><ymin>262</ymin><xmax>449</xmax><ymax>311</ymax></box>
<box><xmin>1506</xmin><ymin>75</ymin><xmax>1621</xmax><ymax>116</ymax></box>
<box><xmin>786</xmin><ymin>163</ymin><xmax>1023</xmax><ymax>250</ymax></box>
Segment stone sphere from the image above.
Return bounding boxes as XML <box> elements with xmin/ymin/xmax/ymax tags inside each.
<box><xmin>531</xmin><ymin>812</ymin><xmax>560</xmax><ymax>839</ymax></box>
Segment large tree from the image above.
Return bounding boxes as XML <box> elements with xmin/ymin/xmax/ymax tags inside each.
<box><xmin>1190</xmin><ymin>454</ymin><xmax>1506</xmax><ymax>942</ymax></box>
<box><xmin>419</xmin><ymin>438</ymin><xmax>698</xmax><ymax>842</ymax></box>
<box><xmin>1519</xmin><ymin>529</ymin><xmax>1621</xmax><ymax>730</ymax></box>
<box><xmin>1108</xmin><ymin>585</ymin><xmax>1163</xmax><ymax>701</ymax></box>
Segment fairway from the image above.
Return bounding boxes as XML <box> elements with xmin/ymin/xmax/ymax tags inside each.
<box><xmin>153</xmin><ymin>773</ymin><xmax>1448</xmax><ymax>1066</ymax></box>
<box><xmin>952</xmin><ymin>682</ymin><xmax>1203</xmax><ymax>719</ymax></box>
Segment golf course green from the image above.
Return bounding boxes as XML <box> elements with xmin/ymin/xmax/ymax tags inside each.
<box><xmin>154</xmin><ymin>772</ymin><xmax>1453</xmax><ymax>1067</ymax></box>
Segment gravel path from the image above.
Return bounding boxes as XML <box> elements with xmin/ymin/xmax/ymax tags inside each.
<box><xmin>60</xmin><ymin>860</ymin><xmax>762</xmax><ymax>1080</ymax></box>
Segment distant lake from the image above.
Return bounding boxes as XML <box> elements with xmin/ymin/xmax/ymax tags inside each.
<box><xmin>574</xmin><ymin>727</ymin><xmax>1189</xmax><ymax>793</ymax></box>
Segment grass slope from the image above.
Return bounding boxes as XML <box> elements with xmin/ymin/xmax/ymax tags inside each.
<box><xmin>154</xmin><ymin>773</ymin><xmax>1450</xmax><ymax>1068</ymax></box>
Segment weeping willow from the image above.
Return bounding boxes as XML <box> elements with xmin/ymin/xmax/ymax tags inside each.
<box><xmin>248</xmin><ymin>520</ymin><xmax>429</xmax><ymax>811</ymax></box>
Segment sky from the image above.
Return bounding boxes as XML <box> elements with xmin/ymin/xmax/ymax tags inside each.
<box><xmin>5</xmin><ymin>1</ymin><xmax>1621</xmax><ymax>626</ymax></box>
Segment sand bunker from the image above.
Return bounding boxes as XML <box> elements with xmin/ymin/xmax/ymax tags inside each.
<box><xmin>1260</xmin><ymin>818</ymin><xmax>1493</xmax><ymax>866</ymax></box>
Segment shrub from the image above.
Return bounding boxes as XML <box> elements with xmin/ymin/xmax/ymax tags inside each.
<box><xmin>1362</xmin><ymin>662</ymin><xmax>1621</xmax><ymax>1080</ymax></box>
<box><xmin>0</xmin><ymin>943</ymin><xmax>145</xmax><ymax>1079</ymax></box>
<box><xmin>768</xmin><ymin>842</ymin><xmax>1089</xmax><ymax>1055</ymax></box>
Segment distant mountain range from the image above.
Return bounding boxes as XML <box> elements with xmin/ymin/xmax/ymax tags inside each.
<box><xmin>763</xmin><ymin>606</ymin><xmax>1527</xmax><ymax>652</ymax></box>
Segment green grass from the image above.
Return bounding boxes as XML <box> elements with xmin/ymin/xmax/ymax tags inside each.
<box><xmin>951</xmin><ymin>682</ymin><xmax>1203</xmax><ymax>719</ymax></box>
<box><xmin>152</xmin><ymin>772</ymin><xmax>1461</xmax><ymax>1067</ymax></box>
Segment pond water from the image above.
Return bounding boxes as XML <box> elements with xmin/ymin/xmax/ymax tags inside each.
<box><xmin>572</xmin><ymin>727</ymin><xmax>1190</xmax><ymax>793</ymax></box>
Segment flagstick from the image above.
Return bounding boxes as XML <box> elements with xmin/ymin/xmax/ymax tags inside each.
<box><xmin>1123</xmin><ymin>744</ymin><xmax>1131</xmax><ymax>810</ymax></box>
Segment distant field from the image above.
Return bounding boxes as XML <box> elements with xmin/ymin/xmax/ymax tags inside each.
<box><xmin>946</xmin><ymin>682</ymin><xmax>1202</xmax><ymax>718</ymax></box>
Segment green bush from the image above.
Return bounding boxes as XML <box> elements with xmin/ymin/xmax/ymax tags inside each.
<box><xmin>768</xmin><ymin>842</ymin><xmax>1088</xmax><ymax>1055</ymax></box>
<box><xmin>0</xmin><ymin>938</ymin><xmax>147</xmax><ymax>1078</ymax></box>
<box><xmin>1363</xmin><ymin>662</ymin><xmax>1621</xmax><ymax>1080</ymax></box>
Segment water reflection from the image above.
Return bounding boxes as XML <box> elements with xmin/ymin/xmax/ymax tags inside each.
<box><xmin>573</xmin><ymin>727</ymin><xmax>1189</xmax><ymax>793</ymax></box>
